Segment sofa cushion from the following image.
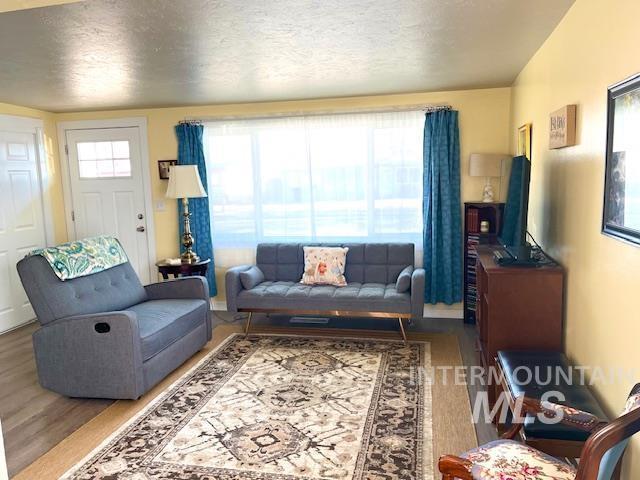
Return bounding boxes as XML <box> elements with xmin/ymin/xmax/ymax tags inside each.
<box><xmin>255</xmin><ymin>243</ymin><xmax>415</xmax><ymax>284</ymax></box>
<box><xmin>240</xmin><ymin>266</ymin><xmax>265</xmax><ymax>290</ymax></box>
<box><xmin>129</xmin><ymin>299</ymin><xmax>208</xmax><ymax>361</ymax></box>
<box><xmin>301</xmin><ymin>246</ymin><xmax>348</xmax><ymax>286</ymax></box>
<box><xmin>236</xmin><ymin>281</ymin><xmax>411</xmax><ymax>313</ymax></box>
<box><xmin>395</xmin><ymin>265</ymin><xmax>413</xmax><ymax>293</ymax></box>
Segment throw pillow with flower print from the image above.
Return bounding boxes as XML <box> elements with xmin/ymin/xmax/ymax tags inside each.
<box><xmin>301</xmin><ymin>246</ymin><xmax>349</xmax><ymax>286</ymax></box>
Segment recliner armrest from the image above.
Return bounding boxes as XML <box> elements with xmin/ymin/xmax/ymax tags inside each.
<box><xmin>145</xmin><ymin>276</ymin><xmax>209</xmax><ymax>303</ymax></box>
<box><xmin>225</xmin><ymin>265</ymin><xmax>253</xmax><ymax>312</ymax></box>
<box><xmin>33</xmin><ymin>311</ymin><xmax>145</xmax><ymax>399</ymax></box>
<box><xmin>410</xmin><ymin>268</ymin><xmax>426</xmax><ymax>319</ymax></box>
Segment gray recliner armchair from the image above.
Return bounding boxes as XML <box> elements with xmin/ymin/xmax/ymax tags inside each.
<box><xmin>17</xmin><ymin>255</ymin><xmax>211</xmax><ymax>400</ymax></box>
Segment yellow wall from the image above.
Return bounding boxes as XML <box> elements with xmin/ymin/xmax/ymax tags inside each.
<box><xmin>510</xmin><ymin>0</ymin><xmax>640</xmax><ymax>476</ymax></box>
<box><xmin>0</xmin><ymin>0</ymin><xmax>84</xmax><ymax>13</ymax></box>
<box><xmin>0</xmin><ymin>102</ymin><xmax>66</xmax><ymax>243</ymax></box>
<box><xmin>54</xmin><ymin>87</ymin><xmax>512</xmax><ymax>298</ymax></box>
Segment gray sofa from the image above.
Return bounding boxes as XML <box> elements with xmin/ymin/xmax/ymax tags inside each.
<box><xmin>17</xmin><ymin>255</ymin><xmax>211</xmax><ymax>399</ymax></box>
<box><xmin>226</xmin><ymin>243</ymin><xmax>425</xmax><ymax>340</ymax></box>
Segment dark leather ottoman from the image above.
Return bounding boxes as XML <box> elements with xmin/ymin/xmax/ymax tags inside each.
<box><xmin>496</xmin><ymin>350</ymin><xmax>609</xmax><ymax>458</ymax></box>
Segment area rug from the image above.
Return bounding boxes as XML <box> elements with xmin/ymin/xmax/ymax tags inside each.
<box><xmin>61</xmin><ymin>334</ymin><xmax>433</xmax><ymax>479</ymax></box>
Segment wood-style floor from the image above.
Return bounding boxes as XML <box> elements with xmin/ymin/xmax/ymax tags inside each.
<box><xmin>0</xmin><ymin>312</ymin><xmax>497</xmax><ymax>478</ymax></box>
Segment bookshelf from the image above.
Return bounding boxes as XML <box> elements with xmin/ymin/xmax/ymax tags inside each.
<box><xmin>463</xmin><ymin>202</ymin><xmax>504</xmax><ymax>324</ymax></box>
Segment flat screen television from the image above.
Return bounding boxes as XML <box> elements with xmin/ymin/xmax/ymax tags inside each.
<box><xmin>499</xmin><ymin>155</ymin><xmax>532</xmax><ymax>260</ymax></box>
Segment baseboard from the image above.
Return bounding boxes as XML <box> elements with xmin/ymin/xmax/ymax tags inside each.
<box><xmin>211</xmin><ymin>299</ymin><xmax>463</xmax><ymax>320</ymax></box>
<box><xmin>0</xmin><ymin>318</ymin><xmax>35</xmax><ymax>336</ymax></box>
<box><xmin>423</xmin><ymin>304</ymin><xmax>463</xmax><ymax>319</ymax></box>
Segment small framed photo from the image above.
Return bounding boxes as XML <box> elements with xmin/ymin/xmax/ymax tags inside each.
<box><xmin>517</xmin><ymin>123</ymin><xmax>532</xmax><ymax>161</ymax></box>
<box><xmin>158</xmin><ymin>160</ymin><xmax>177</xmax><ymax>180</ymax></box>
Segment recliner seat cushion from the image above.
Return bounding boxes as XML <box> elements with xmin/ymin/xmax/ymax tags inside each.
<box><xmin>129</xmin><ymin>299</ymin><xmax>208</xmax><ymax>361</ymax></box>
<box><xmin>237</xmin><ymin>281</ymin><xmax>411</xmax><ymax>313</ymax></box>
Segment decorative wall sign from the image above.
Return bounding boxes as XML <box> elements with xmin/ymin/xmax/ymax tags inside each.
<box><xmin>602</xmin><ymin>74</ymin><xmax>640</xmax><ymax>246</ymax></box>
<box><xmin>158</xmin><ymin>159</ymin><xmax>177</xmax><ymax>180</ymax></box>
<box><xmin>517</xmin><ymin>123</ymin><xmax>532</xmax><ymax>161</ymax></box>
<box><xmin>549</xmin><ymin>104</ymin><xmax>577</xmax><ymax>149</ymax></box>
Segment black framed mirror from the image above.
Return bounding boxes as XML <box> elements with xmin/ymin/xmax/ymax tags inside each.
<box><xmin>602</xmin><ymin>73</ymin><xmax>640</xmax><ymax>246</ymax></box>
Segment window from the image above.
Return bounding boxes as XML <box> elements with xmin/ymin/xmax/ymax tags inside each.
<box><xmin>204</xmin><ymin>111</ymin><xmax>424</xmax><ymax>252</ymax></box>
<box><xmin>76</xmin><ymin>140</ymin><xmax>131</xmax><ymax>178</ymax></box>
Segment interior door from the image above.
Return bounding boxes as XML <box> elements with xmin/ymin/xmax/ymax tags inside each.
<box><xmin>0</xmin><ymin>129</ymin><xmax>46</xmax><ymax>333</ymax></box>
<box><xmin>65</xmin><ymin>127</ymin><xmax>152</xmax><ymax>284</ymax></box>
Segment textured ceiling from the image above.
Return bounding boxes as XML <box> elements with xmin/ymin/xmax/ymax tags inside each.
<box><xmin>0</xmin><ymin>0</ymin><xmax>574</xmax><ymax>112</ymax></box>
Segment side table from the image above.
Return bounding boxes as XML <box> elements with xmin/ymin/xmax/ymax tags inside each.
<box><xmin>156</xmin><ymin>258</ymin><xmax>210</xmax><ymax>279</ymax></box>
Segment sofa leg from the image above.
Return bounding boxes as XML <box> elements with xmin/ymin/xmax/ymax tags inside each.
<box><xmin>244</xmin><ymin>312</ymin><xmax>253</xmax><ymax>336</ymax></box>
<box><xmin>398</xmin><ymin>317</ymin><xmax>407</xmax><ymax>344</ymax></box>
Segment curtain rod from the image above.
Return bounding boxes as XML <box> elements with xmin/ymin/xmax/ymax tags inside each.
<box><xmin>182</xmin><ymin>104</ymin><xmax>452</xmax><ymax>123</ymax></box>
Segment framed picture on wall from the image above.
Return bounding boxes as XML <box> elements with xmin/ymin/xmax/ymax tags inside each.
<box><xmin>158</xmin><ymin>159</ymin><xmax>177</xmax><ymax>180</ymax></box>
<box><xmin>517</xmin><ymin>123</ymin><xmax>532</xmax><ymax>161</ymax></box>
<box><xmin>602</xmin><ymin>73</ymin><xmax>640</xmax><ymax>246</ymax></box>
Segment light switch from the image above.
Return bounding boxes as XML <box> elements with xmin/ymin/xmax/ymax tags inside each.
<box><xmin>156</xmin><ymin>200</ymin><xmax>166</xmax><ymax>212</ymax></box>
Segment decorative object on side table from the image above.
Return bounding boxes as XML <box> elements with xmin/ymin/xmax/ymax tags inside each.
<box><xmin>469</xmin><ymin>153</ymin><xmax>509</xmax><ymax>202</ymax></box>
<box><xmin>549</xmin><ymin>105</ymin><xmax>577</xmax><ymax>149</ymax></box>
<box><xmin>165</xmin><ymin>165</ymin><xmax>207</xmax><ymax>263</ymax></box>
<box><xmin>158</xmin><ymin>159</ymin><xmax>177</xmax><ymax>180</ymax></box>
<box><xmin>602</xmin><ymin>73</ymin><xmax>640</xmax><ymax>246</ymax></box>
<box><xmin>156</xmin><ymin>258</ymin><xmax>210</xmax><ymax>279</ymax></box>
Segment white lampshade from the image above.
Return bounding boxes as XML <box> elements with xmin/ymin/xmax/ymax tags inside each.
<box><xmin>469</xmin><ymin>153</ymin><xmax>509</xmax><ymax>178</ymax></box>
<box><xmin>165</xmin><ymin>165</ymin><xmax>207</xmax><ymax>199</ymax></box>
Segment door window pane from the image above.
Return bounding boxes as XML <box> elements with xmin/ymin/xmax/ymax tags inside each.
<box><xmin>77</xmin><ymin>141</ymin><xmax>131</xmax><ymax>178</ymax></box>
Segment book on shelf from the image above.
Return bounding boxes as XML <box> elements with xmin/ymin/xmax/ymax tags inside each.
<box><xmin>466</xmin><ymin>208</ymin><xmax>480</xmax><ymax>233</ymax></box>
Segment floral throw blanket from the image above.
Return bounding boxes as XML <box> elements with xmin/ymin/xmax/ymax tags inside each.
<box><xmin>29</xmin><ymin>236</ymin><xmax>128</xmax><ymax>281</ymax></box>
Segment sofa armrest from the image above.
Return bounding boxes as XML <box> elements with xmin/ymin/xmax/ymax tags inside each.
<box><xmin>145</xmin><ymin>276</ymin><xmax>209</xmax><ymax>303</ymax></box>
<box><xmin>33</xmin><ymin>311</ymin><xmax>145</xmax><ymax>399</ymax></box>
<box><xmin>410</xmin><ymin>268</ymin><xmax>426</xmax><ymax>319</ymax></box>
<box><xmin>225</xmin><ymin>265</ymin><xmax>253</xmax><ymax>312</ymax></box>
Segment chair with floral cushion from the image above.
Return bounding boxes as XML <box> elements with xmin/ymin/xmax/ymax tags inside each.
<box><xmin>439</xmin><ymin>384</ymin><xmax>640</xmax><ymax>480</ymax></box>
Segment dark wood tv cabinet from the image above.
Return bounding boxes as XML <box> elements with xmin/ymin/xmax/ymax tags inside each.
<box><xmin>475</xmin><ymin>245</ymin><xmax>564</xmax><ymax>404</ymax></box>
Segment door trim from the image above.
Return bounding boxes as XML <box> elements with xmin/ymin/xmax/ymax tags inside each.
<box><xmin>0</xmin><ymin>114</ymin><xmax>55</xmax><ymax>246</ymax></box>
<box><xmin>57</xmin><ymin>117</ymin><xmax>157</xmax><ymax>282</ymax></box>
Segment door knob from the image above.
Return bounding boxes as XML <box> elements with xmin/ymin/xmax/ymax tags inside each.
<box><xmin>136</xmin><ymin>226</ymin><xmax>146</xmax><ymax>232</ymax></box>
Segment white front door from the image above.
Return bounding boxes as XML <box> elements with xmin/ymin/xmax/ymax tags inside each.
<box><xmin>0</xmin><ymin>128</ymin><xmax>46</xmax><ymax>332</ymax></box>
<box><xmin>65</xmin><ymin>127</ymin><xmax>152</xmax><ymax>284</ymax></box>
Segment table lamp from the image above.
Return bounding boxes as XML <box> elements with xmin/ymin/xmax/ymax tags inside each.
<box><xmin>469</xmin><ymin>153</ymin><xmax>509</xmax><ymax>202</ymax></box>
<box><xmin>165</xmin><ymin>165</ymin><xmax>207</xmax><ymax>263</ymax></box>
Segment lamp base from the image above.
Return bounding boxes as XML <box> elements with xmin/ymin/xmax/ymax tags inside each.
<box><xmin>180</xmin><ymin>197</ymin><xmax>199</xmax><ymax>264</ymax></box>
<box><xmin>482</xmin><ymin>178</ymin><xmax>495</xmax><ymax>202</ymax></box>
<box><xmin>181</xmin><ymin>249</ymin><xmax>200</xmax><ymax>264</ymax></box>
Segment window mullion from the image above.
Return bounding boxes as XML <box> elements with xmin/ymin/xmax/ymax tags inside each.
<box><xmin>366</xmin><ymin>128</ymin><xmax>376</xmax><ymax>238</ymax></box>
<box><xmin>305</xmin><ymin>121</ymin><xmax>316</xmax><ymax>240</ymax></box>
<box><xmin>251</xmin><ymin>131</ymin><xmax>263</xmax><ymax>241</ymax></box>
